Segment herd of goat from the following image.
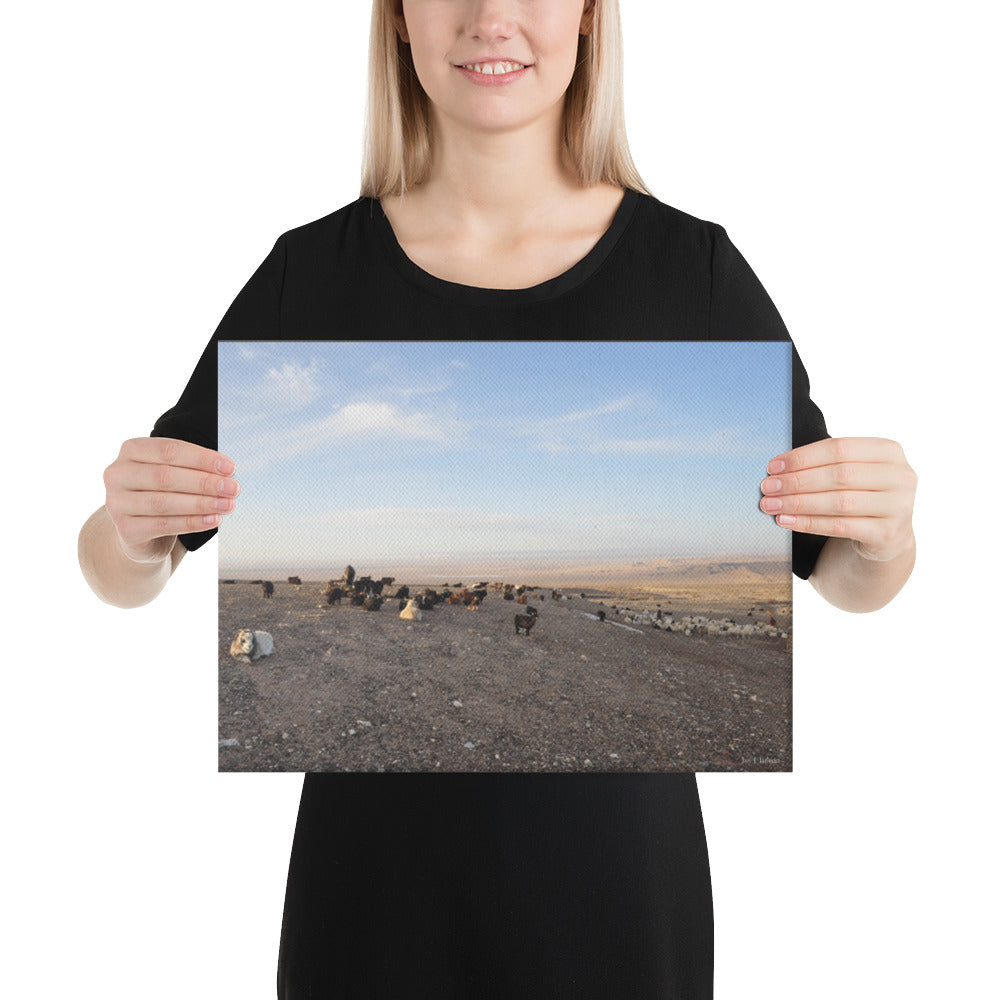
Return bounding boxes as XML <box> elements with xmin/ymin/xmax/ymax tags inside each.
<box><xmin>222</xmin><ymin>565</ymin><xmax>786</xmax><ymax>642</ymax></box>
<box><xmin>221</xmin><ymin>566</ymin><xmax>546</xmax><ymax>636</ymax></box>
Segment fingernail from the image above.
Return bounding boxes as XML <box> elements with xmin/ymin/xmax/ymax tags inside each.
<box><xmin>761</xmin><ymin>497</ymin><xmax>782</xmax><ymax>512</ymax></box>
<box><xmin>767</xmin><ymin>459</ymin><xmax>785</xmax><ymax>475</ymax></box>
<box><xmin>761</xmin><ymin>478</ymin><xmax>783</xmax><ymax>493</ymax></box>
<box><xmin>216</xmin><ymin>457</ymin><xmax>236</xmax><ymax>475</ymax></box>
<box><xmin>777</xmin><ymin>514</ymin><xmax>796</xmax><ymax>526</ymax></box>
<box><xmin>218</xmin><ymin>478</ymin><xmax>238</xmax><ymax>496</ymax></box>
<box><xmin>203</xmin><ymin>514</ymin><xmax>221</xmax><ymax>526</ymax></box>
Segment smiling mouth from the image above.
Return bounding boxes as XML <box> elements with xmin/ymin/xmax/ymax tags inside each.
<box><xmin>456</xmin><ymin>61</ymin><xmax>530</xmax><ymax>76</ymax></box>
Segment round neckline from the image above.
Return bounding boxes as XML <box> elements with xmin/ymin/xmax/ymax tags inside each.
<box><xmin>368</xmin><ymin>187</ymin><xmax>639</xmax><ymax>306</ymax></box>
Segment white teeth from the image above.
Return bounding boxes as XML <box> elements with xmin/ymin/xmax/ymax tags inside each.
<box><xmin>463</xmin><ymin>61</ymin><xmax>525</xmax><ymax>75</ymax></box>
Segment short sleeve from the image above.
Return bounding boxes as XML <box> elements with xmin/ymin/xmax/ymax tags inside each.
<box><xmin>150</xmin><ymin>232</ymin><xmax>286</xmax><ymax>552</ymax></box>
<box><xmin>709</xmin><ymin>224</ymin><xmax>831</xmax><ymax>580</ymax></box>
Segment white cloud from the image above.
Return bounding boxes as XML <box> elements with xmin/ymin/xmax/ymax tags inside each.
<box><xmin>235</xmin><ymin>401</ymin><xmax>467</xmax><ymax>473</ymax></box>
<box><xmin>237</xmin><ymin>345</ymin><xmax>269</xmax><ymax>361</ymax></box>
<box><xmin>219</xmin><ymin>356</ymin><xmax>325</xmax><ymax>433</ymax></box>
<box><xmin>365</xmin><ymin>354</ymin><xmax>402</xmax><ymax>375</ymax></box>
<box><xmin>261</xmin><ymin>359</ymin><xmax>323</xmax><ymax>408</ymax></box>
<box><xmin>582</xmin><ymin>427</ymin><xmax>752</xmax><ymax>456</ymax></box>
<box><xmin>551</xmin><ymin>394</ymin><xmax>646</xmax><ymax>425</ymax></box>
<box><xmin>302</xmin><ymin>505</ymin><xmax>536</xmax><ymax>532</ymax></box>
<box><xmin>393</xmin><ymin>380</ymin><xmax>452</xmax><ymax>400</ymax></box>
<box><xmin>326</xmin><ymin>402</ymin><xmax>445</xmax><ymax>437</ymax></box>
<box><xmin>519</xmin><ymin>392</ymin><xmax>654</xmax><ymax>437</ymax></box>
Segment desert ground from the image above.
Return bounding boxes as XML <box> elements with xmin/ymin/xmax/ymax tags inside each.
<box><xmin>218</xmin><ymin>558</ymin><xmax>793</xmax><ymax>773</ymax></box>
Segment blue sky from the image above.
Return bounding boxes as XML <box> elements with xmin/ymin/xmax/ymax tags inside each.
<box><xmin>218</xmin><ymin>341</ymin><xmax>791</xmax><ymax>573</ymax></box>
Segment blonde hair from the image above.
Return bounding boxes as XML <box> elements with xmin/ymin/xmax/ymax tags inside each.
<box><xmin>360</xmin><ymin>0</ymin><xmax>652</xmax><ymax>199</ymax></box>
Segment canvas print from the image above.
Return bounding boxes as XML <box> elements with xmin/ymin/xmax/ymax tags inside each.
<box><xmin>218</xmin><ymin>340</ymin><xmax>793</xmax><ymax>773</ymax></box>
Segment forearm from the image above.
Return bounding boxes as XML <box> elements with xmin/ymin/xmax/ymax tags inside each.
<box><xmin>78</xmin><ymin>506</ymin><xmax>186</xmax><ymax>609</ymax></box>
<box><xmin>807</xmin><ymin>532</ymin><xmax>916</xmax><ymax>613</ymax></box>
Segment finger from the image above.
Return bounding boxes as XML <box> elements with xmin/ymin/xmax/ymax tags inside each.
<box><xmin>112</xmin><ymin>489</ymin><xmax>238</xmax><ymax>519</ymax></box>
<box><xmin>116</xmin><ymin>511</ymin><xmax>226</xmax><ymax>549</ymax></box>
<box><xmin>766</xmin><ymin>437</ymin><xmax>904</xmax><ymax>476</ymax></box>
<box><xmin>761</xmin><ymin>462</ymin><xmax>901</xmax><ymax>498</ymax></box>
<box><xmin>120</xmin><ymin>437</ymin><xmax>236</xmax><ymax>477</ymax></box>
<box><xmin>760</xmin><ymin>489</ymin><xmax>898</xmax><ymax>519</ymax></box>
<box><xmin>771</xmin><ymin>512</ymin><xmax>883</xmax><ymax>540</ymax></box>
<box><xmin>111</xmin><ymin>461</ymin><xmax>241</xmax><ymax>499</ymax></box>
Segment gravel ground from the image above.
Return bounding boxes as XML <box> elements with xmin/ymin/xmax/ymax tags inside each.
<box><xmin>219</xmin><ymin>580</ymin><xmax>792</xmax><ymax>773</ymax></box>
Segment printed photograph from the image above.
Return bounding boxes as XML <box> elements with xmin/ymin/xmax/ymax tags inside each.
<box><xmin>218</xmin><ymin>340</ymin><xmax>793</xmax><ymax>772</ymax></box>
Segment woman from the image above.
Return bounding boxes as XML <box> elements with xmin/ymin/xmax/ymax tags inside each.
<box><xmin>79</xmin><ymin>1</ymin><xmax>917</xmax><ymax>996</ymax></box>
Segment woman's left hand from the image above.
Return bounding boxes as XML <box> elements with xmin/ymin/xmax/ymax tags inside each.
<box><xmin>760</xmin><ymin>437</ymin><xmax>917</xmax><ymax>562</ymax></box>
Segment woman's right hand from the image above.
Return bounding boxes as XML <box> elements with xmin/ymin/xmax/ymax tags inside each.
<box><xmin>103</xmin><ymin>437</ymin><xmax>239</xmax><ymax>563</ymax></box>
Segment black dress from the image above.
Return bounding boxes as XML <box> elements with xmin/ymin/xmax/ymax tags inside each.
<box><xmin>151</xmin><ymin>188</ymin><xmax>830</xmax><ymax>998</ymax></box>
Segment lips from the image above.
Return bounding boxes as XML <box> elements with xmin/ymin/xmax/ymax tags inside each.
<box><xmin>455</xmin><ymin>58</ymin><xmax>531</xmax><ymax>67</ymax></box>
<box><xmin>454</xmin><ymin>62</ymin><xmax>532</xmax><ymax>86</ymax></box>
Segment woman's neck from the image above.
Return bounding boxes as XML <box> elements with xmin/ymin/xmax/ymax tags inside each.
<box><xmin>404</xmin><ymin>114</ymin><xmax>586</xmax><ymax>239</ymax></box>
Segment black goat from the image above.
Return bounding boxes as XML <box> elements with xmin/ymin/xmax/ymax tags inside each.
<box><xmin>514</xmin><ymin>612</ymin><xmax>537</xmax><ymax>636</ymax></box>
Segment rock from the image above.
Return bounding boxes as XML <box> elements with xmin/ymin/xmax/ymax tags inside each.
<box><xmin>452</xmin><ymin>700</ymin><xmax>463</xmax><ymax>708</ymax></box>
<box><xmin>464</xmin><ymin>741</ymin><xmax>476</xmax><ymax>749</ymax></box>
<box><xmin>218</xmin><ymin>738</ymin><xmax>240</xmax><ymax>748</ymax></box>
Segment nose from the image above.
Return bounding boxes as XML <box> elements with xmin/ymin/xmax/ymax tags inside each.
<box><xmin>464</xmin><ymin>0</ymin><xmax>517</xmax><ymax>43</ymax></box>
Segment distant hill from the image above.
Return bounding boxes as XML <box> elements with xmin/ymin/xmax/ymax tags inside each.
<box><xmin>651</xmin><ymin>560</ymin><xmax>789</xmax><ymax>583</ymax></box>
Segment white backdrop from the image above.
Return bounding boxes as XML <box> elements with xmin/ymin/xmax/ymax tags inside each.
<box><xmin>5</xmin><ymin>2</ymin><xmax>995</xmax><ymax>997</ymax></box>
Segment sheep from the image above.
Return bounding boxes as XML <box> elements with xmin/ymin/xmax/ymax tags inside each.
<box><xmin>324</xmin><ymin>586</ymin><xmax>344</xmax><ymax>606</ymax></box>
<box><xmin>288</xmin><ymin>576</ymin><xmax>302</xmax><ymax>585</ymax></box>
<box><xmin>229</xmin><ymin>628</ymin><xmax>275</xmax><ymax>663</ymax></box>
<box><xmin>399</xmin><ymin>598</ymin><xmax>423</xmax><ymax>621</ymax></box>
<box><xmin>261</xmin><ymin>581</ymin><xmax>274</xmax><ymax>599</ymax></box>
<box><xmin>363</xmin><ymin>595</ymin><xmax>384</xmax><ymax>612</ymax></box>
<box><xmin>392</xmin><ymin>585</ymin><xmax>411</xmax><ymax>600</ymax></box>
<box><xmin>514</xmin><ymin>613</ymin><xmax>537</xmax><ymax>636</ymax></box>
<box><xmin>342</xmin><ymin>564</ymin><xmax>356</xmax><ymax>587</ymax></box>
